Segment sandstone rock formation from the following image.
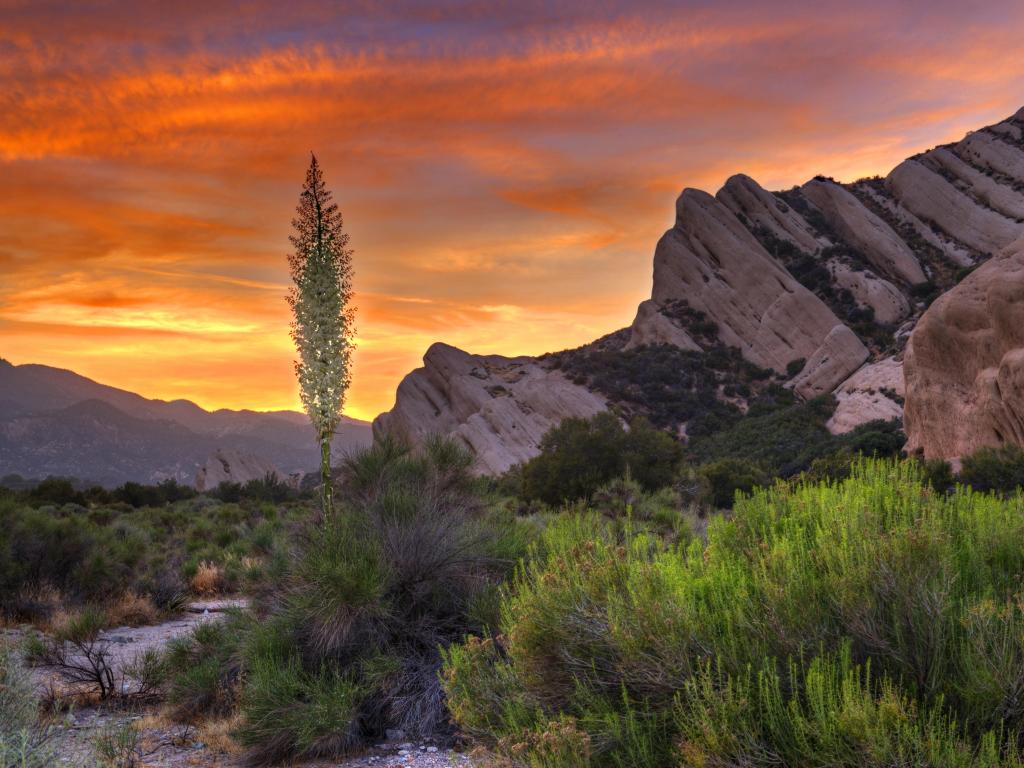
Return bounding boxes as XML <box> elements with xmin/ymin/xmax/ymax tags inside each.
<box><xmin>904</xmin><ymin>238</ymin><xmax>1024</xmax><ymax>461</ymax></box>
<box><xmin>372</xmin><ymin>343</ymin><xmax>607</xmax><ymax>474</ymax></box>
<box><xmin>632</xmin><ymin>188</ymin><xmax>869</xmax><ymax>397</ymax></box>
<box><xmin>827</xmin><ymin>357</ymin><xmax>905</xmax><ymax>435</ymax></box>
<box><xmin>802</xmin><ymin>178</ymin><xmax>926</xmax><ymax>285</ymax></box>
<box><xmin>375</xmin><ymin>108</ymin><xmax>1024</xmax><ymax>471</ymax></box>
<box><xmin>194</xmin><ymin>449</ymin><xmax>286</xmax><ymax>491</ymax></box>
<box><xmin>827</xmin><ymin>262</ymin><xmax>910</xmax><ymax>325</ymax></box>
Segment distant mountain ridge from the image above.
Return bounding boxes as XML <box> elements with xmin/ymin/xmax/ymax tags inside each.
<box><xmin>0</xmin><ymin>359</ymin><xmax>372</xmax><ymax>486</ymax></box>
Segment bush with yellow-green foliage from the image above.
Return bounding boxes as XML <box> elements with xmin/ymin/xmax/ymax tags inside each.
<box><xmin>442</xmin><ymin>459</ymin><xmax>1024</xmax><ymax>767</ymax></box>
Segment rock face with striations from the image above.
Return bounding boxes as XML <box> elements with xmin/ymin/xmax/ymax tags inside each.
<box><xmin>630</xmin><ymin>187</ymin><xmax>870</xmax><ymax>398</ymax></box>
<box><xmin>372</xmin><ymin>343</ymin><xmax>607</xmax><ymax>474</ymax></box>
<box><xmin>376</xmin><ymin>107</ymin><xmax>1024</xmax><ymax>472</ymax></box>
<box><xmin>903</xmin><ymin>238</ymin><xmax>1024</xmax><ymax>462</ymax></box>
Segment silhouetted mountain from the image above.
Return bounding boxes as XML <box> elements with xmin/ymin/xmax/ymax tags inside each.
<box><xmin>0</xmin><ymin>359</ymin><xmax>372</xmax><ymax>486</ymax></box>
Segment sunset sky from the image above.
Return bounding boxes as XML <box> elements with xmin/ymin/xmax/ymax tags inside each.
<box><xmin>3</xmin><ymin>1</ymin><xmax>1024</xmax><ymax>421</ymax></box>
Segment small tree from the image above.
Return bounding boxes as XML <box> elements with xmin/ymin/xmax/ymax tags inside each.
<box><xmin>288</xmin><ymin>154</ymin><xmax>355</xmax><ymax>515</ymax></box>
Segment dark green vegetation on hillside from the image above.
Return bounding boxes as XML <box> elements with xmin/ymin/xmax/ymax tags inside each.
<box><xmin>443</xmin><ymin>460</ymin><xmax>1024</xmax><ymax>767</ymax></box>
<box><xmin>545</xmin><ymin>302</ymin><xmax>794</xmax><ymax>439</ymax></box>
<box><xmin>512</xmin><ymin>406</ymin><xmax>904</xmax><ymax>507</ymax></box>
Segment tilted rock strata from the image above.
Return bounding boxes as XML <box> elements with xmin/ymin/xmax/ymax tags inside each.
<box><xmin>634</xmin><ymin>188</ymin><xmax>869</xmax><ymax>397</ymax></box>
<box><xmin>801</xmin><ymin>178</ymin><xmax>926</xmax><ymax>285</ymax></box>
<box><xmin>377</xmin><ymin>108</ymin><xmax>1024</xmax><ymax>469</ymax></box>
<box><xmin>827</xmin><ymin>262</ymin><xmax>910</xmax><ymax>325</ymax></box>
<box><xmin>904</xmin><ymin>238</ymin><xmax>1024</xmax><ymax>461</ymax></box>
<box><xmin>372</xmin><ymin>343</ymin><xmax>607</xmax><ymax>475</ymax></box>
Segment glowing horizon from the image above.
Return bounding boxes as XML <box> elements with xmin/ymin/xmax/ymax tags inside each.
<box><xmin>3</xmin><ymin>1</ymin><xmax>1024</xmax><ymax>421</ymax></box>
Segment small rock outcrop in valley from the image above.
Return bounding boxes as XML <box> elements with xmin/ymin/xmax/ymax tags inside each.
<box><xmin>904</xmin><ymin>238</ymin><xmax>1024</xmax><ymax>462</ymax></box>
<box><xmin>376</xmin><ymin>108</ymin><xmax>1024</xmax><ymax>471</ymax></box>
<box><xmin>194</xmin><ymin>449</ymin><xmax>289</xmax><ymax>491</ymax></box>
<box><xmin>372</xmin><ymin>343</ymin><xmax>607</xmax><ymax>474</ymax></box>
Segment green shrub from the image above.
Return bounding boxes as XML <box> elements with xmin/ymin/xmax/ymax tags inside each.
<box><xmin>520</xmin><ymin>414</ymin><xmax>682</xmax><ymax>505</ymax></box>
<box><xmin>960</xmin><ymin>445</ymin><xmax>1024</xmax><ymax>495</ymax></box>
<box><xmin>0</xmin><ymin>644</ymin><xmax>57</xmax><ymax>767</ymax></box>
<box><xmin>696</xmin><ymin>458</ymin><xmax>769</xmax><ymax>509</ymax></box>
<box><xmin>690</xmin><ymin>398</ymin><xmax>904</xmax><ymax>477</ymax></box>
<box><xmin>233</xmin><ymin>437</ymin><xmax>530</xmax><ymax>763</ymax></box>
<box><xmin>443</xmin><ymin>460</ymin><xmax>1024</xmax><ymax>766</ymax></box>
<box><xmin>165</xmin><ymin>615</ymin><xmax>245</xmax><ymax>722</ymax></box>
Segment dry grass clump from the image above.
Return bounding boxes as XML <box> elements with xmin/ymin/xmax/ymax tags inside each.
<box><xmin>104</xmin><ymin>591</ymin><xmax>160</xmax><ymax>627</ymax></box>
<box><xmin>197</xmin><ymin>713</ymin><xmax>245</xmax><ymax>755</ymax></box>
<box><xmin>190</xmin><ymin>561</ymin><xmax>225</xmax><ymax>596</ymax></box>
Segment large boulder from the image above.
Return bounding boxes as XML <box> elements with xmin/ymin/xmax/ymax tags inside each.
<box><xmin>372</xmin><ymin>343</ymin><xmax>607</xmax><ymax>474</ymax></box>
<box><xmin>903</xmin><ymin>239</ymin><xmax>1024</xmax><ymax>461</ymax></box>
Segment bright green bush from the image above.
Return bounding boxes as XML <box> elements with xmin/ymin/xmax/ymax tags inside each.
<box><xmin>443</xmin><ymin>460</ymin><xmax>1024</xmax><ymax>767</ymax></box>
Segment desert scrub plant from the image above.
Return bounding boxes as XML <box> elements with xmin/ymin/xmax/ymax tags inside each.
<box><xmin>92</xmin><ymin>718</ymin><xmax>148</xmax><ymax>768</ymax></box>
<box><xmin>674</xmin><ymin>647</ymin><xmax>1024</xmax><ymax>768</ymax></box>
<box><xmin>164</xmin><ymin>613</ymin><xmax>246</xmax><ymax>722</ymax></box>
<box><xmin>230</xmin><ymin>437</ymin><xmax>531</xmax><ymax>764</ymax></box>
<box><xmin>443</xmin><ymin>459</ymin><xmax>1024</xmax><ymax>767</ymax></box>
<box><xmin>0</xmin><ymin>643</ymin><xmax>58</xmax><ymax>768</ymax></box>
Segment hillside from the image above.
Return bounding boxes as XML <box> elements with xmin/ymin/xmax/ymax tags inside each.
<box><xmin>0</xmin><ymin>359</ymin><xmax>372</xmax><ymax>486</ymax></box>
<box><xmin>375</xmin><ymin>107</ymin><xmax>1024</xmax><ymax>472</ymax></box>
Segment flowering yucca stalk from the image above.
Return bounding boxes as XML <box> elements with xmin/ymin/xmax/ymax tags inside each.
<box><xmin>288</xmin><ymin>154</ymin><xmax>355</xmax><ymax>515</ymax></box>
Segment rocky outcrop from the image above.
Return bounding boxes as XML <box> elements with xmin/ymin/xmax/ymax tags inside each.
<box><xmin>194</xmin><ymin>449</ymin><xmax>286</xmax><ymax>491</ymax></box>
<box><xmin>827</xmin><ymin>262</ymin><xmax>910</xmax><ymax>325</ymax></box>
<box><xmin>717</xmin><ymin>173</ymin><xmax>823</xmax><ymax>253</ymax></box>
<box><xmin>802</xmin><ymin>178</ymin><xmax>926</xmax><ymax>285</ymax></box>
<box><xmin>886</xmin><ymin>159</ymin><xmax>1023</xmax><ymax>257</ymax></box>
<box><xmin>372</xmin><ymin>343</ymin><xmax>607</xmax><ymax>474</ymax></box>
<box><xmin>827</xmin><ymin>357</ymin><xmax>905</xmax><ymax>435</ymax></box>
<box><xmin>904</xmin><ymin>238</ymin><xmax>1024</xmax><ymax>461</ymax></box>
<box><xmin>632</xmin><ymin>188</ymin><xmax>869</xmax><ymax>396</ymax></box>
<box><xmin>624</xmin><ymin>300</ymin><xmax>700</xmax><ymax>351</ymax></box>
<box><xmin>376</xmin><ymin>108</ymin><xmax>1024</xmax><ymax>471</ymax></box>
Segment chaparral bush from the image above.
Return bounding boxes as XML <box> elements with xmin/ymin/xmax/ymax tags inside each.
<box><xmin>442</xmin><ymin>459</ymin><xmax>1024</xmax><ymax>767</ymax></box>
<box><xmin>519</xmin><ymin>413</ymin><xmax>683</xmax><ymax>505</ymax></box>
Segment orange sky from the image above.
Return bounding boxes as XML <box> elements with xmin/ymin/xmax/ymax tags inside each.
<box><xmin>2</xmin><ymin>1</ymin><xmax>1024</xmax><ymax>421</ymax></box>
